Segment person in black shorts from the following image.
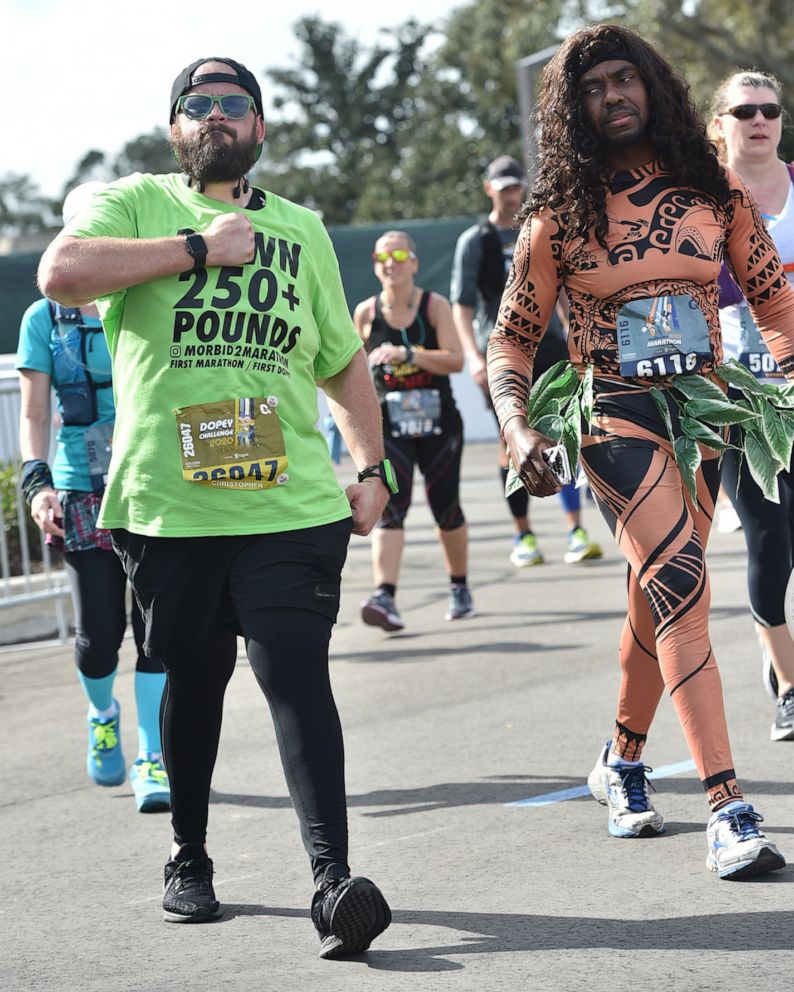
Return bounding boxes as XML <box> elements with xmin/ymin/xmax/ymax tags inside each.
<box><xmin>37</xmin><ymin>55</ymin><xmax>391</xmax><ymax>956</ymax></box>
<box><xmin>354</xmin><ymin>230</ymin><xmax>474</xmax><ymax>630</ymax></box>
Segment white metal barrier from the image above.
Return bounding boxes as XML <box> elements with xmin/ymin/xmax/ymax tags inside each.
<box><xmin>0</xmin><ymin>367</ymin><xmax>70</xmax><ymax>642</ymax></box>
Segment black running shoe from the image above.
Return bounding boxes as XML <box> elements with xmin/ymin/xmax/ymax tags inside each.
<box><xmin>771</xmin><ymin>687</ymin><xmax>794</xmax><ymax>741</ymax></box>
<box><xmin>311</xmin><ymin>876</ymin><xmax>391</xmax><ymax>958</ymax></box>
<box><xmin>163</xmin><ymin>847</ymin><xmax>222</xmax><ymax>923</ymax></box>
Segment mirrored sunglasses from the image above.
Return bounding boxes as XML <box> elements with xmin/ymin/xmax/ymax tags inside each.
<box><xmin>372</xmin><ymin>249</ymin><xmax>416</xmax><ymax>263</ymax></box>
<box><xmin>722</xmin><ymin>103</ymin><xmax>782</xmax><ymax>121</ymax></box>
<box><xmin>177</xmin><ymin>93</ymin><xmax>255</xmax><ymax>120</ymax></box>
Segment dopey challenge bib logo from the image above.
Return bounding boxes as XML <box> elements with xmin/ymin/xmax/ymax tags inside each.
<box><xmin>169</xmin><ymin>232</ymin><xmax>303</xmax><ymax>375</ymax></box>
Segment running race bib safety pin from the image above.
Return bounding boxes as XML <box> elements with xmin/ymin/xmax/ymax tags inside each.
<box><xmin>175</xmin><ymin>396</ymin><xmax>289</xmax><ymax>489</ymax></box>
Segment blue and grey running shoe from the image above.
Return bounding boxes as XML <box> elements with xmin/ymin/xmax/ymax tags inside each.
<box><xmin>587</xmin><ymin>742</ymin><xmax>665</xmax><ymax>838</ymax></box>
<box><xmin>445</xmin><ymin>584</ymin><xmax>475</xmax><ymax>621</ymax></box>
<box><xmin>771</xmin><ymin>688</ymin><xmax>794</xmax><ymax>741</ymax></box>
<box><xmin>706</xmin><ymin>801</ymin><xmax>785</xmax><ymax>879</ymax></box>
<box><xmin>86</xmin><ymin>702</ymin><xmax>125</xmax><ymax>787</ymax></box>
<box><xmin>361</xmin><ymin>590</ymin><xmax>404</xmax><ymax>632</ymax></box>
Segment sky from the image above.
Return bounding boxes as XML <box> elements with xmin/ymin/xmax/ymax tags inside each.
<box><xmin>3</xmin><ymin>0</ymin><xmax>462</xmax><ymax>199</ymax></box>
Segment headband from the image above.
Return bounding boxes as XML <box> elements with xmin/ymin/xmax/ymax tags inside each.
<box><xmin>576</xmin><ymin>47</ymin><xmax>634</xmax><ymax>80</ymax></box>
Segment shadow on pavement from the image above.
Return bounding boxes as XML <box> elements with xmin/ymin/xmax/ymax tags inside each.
<box><xmin>213</xmin><ymin>774</ymin><xmax>793</xmax><ymax>814</ymax></box>
<box><xmin>332</xmin><ymin>640</ymin><xmax>572</xmax><ymax>662</ymax></box>
<box><xmin>207</xmin><ymin>905</ymin><xmax>794</xmax><ymax>972</ymax></box>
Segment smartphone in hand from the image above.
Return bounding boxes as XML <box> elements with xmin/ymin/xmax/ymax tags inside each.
<box><xmin>542</xmin><ymin>444</ymin><xmax>573</xmax><ymax>486</ymax></box>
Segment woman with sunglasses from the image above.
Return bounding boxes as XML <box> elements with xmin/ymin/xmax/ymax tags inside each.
<box><xmin>353</xmin><ymin>230</ymin><xmax>474</xmax><ymax>630</ymax></box>
<box><xmin>710</xmin><ymin>71</ymin><xmax>794</xmax><ymax>742</ymax></box>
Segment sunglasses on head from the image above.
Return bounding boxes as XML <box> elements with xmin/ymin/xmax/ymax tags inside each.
<box><xmin>722</xmin><ymin>103</ymin><xmax>782</xmax><ymax>121</ymax></box>
<box><xmin>372</xmin><ymin>249</ymin><xmax>416</xmax><ymax>263</ymax></box>
<box><xmin>177</xmin><ymin>93</ymin><xmax>255</xmax><ymax>120</ymax></box>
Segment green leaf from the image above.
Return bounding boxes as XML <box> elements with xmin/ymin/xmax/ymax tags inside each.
<box><xmin>682</xmin><ymin>398</ymin><xmax>760</xmax><ymax>425</ymax></box>
<box><xmin>526</xmin><ymin>361</ymin><xmax>575</xmax><ymax>422</ymax></box>
<box><xmin>536</xmin><ymin>397</ymin><xmax>562</xmax><ymax>418</ymax></box>
<box><xmin>650</xmin><ymin>387</ymin><xmax>676</xmax><ymax>447</ymax></box>
<box><xmin>674</xmin><ymin>436</ymin><xmax>702</xmax><ymax>505</ymax></box>
<box><xmin>532</xmin><ymin>414</ymin><xmax>565</xmax><ymax>441</ymax></box>
<box><xmin>504</xmin><ymin>461</ymin><xmax>524</xmax><ymax>499</ymax></box>
<box><xmin>768</xmin><ymin>384</ymin><xmax>794</xmax><ymax>410</ymax></box>
<box><xmin>563</xmin><ymin>402</ymin><xmax>582</xmax><ymax>474</ymax></box>
<box><xmin>670</xmin><ymin>374</ymin><xmax>729</xmax><ymax>405</ymax></box>
<box><xmin>744</xmin><ymin>431</ymin><xmax>781</xmax><ymax>503</ymax></box>
<box><xmin>759</xmin><ymin>402</ymin><xmax>793</xmax><ymax>467</ymax></box>
<box><xmin>680</xmin><ymin>417</ymin><xmax>734</xmax><ymax>451</ymax></box>
<box><xmin>579</xmin><ymin>364</ymin><xmax>594</xmax><ymax>425</ymax></box>
<box><xmin>714</xmin><ymin>360</ymin><xmax>771</xmax><ymax>396</ymax></box>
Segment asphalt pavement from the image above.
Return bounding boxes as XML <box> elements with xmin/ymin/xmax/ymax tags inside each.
<box><xmin>2</xmin><ymin>441</ymin><xmax>792</xmax><ymax>992</ymax></box>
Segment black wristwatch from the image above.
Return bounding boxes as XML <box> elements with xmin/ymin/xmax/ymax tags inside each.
<box><xmin>185</xmin><ymin>233</ymin><xmax>208</xmax><ymax>272</ymax></box>
<box><xmin>358</xmin><ymin>459</ymin><xmax>399</xmax><ymax>495</ymax></box>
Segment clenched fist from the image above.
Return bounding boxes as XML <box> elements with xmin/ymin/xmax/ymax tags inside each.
<box><xmin>203</xmin><ymin>212</ymin><xmax>256</xmax><ymax>267</ymax></box>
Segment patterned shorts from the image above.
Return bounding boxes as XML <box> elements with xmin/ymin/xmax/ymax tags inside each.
<box><xmin>48</xmin><ymin>490</ymin><xmax>113</xmax><ymax>553</ymax></box>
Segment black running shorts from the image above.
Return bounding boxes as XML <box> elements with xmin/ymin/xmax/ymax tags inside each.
<box><xmin>111</xmin><ymin>518</ymin><xmax>354</xmax><ymax>659</ymax></box>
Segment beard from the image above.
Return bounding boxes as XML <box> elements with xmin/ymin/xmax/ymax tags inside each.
<box><xmin>170</xmin><ymin>120</ymin><xmax>259</xmax><ymax>183</ymax></box>
<box><xmin>597</xmin><ymin>114</ymin><xmax>648</xmax><ymax>151</ymax></box>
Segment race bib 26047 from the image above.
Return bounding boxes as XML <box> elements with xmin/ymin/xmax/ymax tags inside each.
<box><xmin>175</xmin><ymin>396</ymin><xmax>288</xmax><ymax>490</ymax></box>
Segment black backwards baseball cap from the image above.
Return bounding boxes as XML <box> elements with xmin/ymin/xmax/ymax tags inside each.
<box><xmin>169</xmin><ymin>57</ymin><xmax>263</xmax><ymax>123</ymax></box>
<box><xmin>485</xmin><ymin>155</ymin><xmax>526</xmax><ymax>190</ymax></box>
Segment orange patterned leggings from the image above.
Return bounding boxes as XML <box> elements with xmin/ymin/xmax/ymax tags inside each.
<box><xmin>580</xmin><ymin>382</ymin><xmax>741</xmax><ymax>811</ymax></box>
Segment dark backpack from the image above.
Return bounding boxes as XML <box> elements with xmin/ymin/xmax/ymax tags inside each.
<box><xmin>47</xmin><ymin>301</ymin><xmax>112</xmax><ymax>426</ymax></box>
<box><xmin>476</xmin><ymin>221</ymin><xmax>508</xmax><ymax>303</ymax></box>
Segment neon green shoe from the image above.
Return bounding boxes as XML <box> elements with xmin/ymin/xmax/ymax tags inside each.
<box><xmin>564</xmin><ymin>527</ymin><xmax>603</xmax><ymax>564</ymax></box>
<box><xmin>130</xmin><ymin>756</ymin><xmax>171</xmax><ymax>813</ymax></box>
<box><xmin>510</xmin><ymin>532</ymin><xmax>544</xmax><ymax>567</ymax></box>
<box><xmin>86</xmin><ymin>702</ymin><xmax>125</xmax><ymax>786</ymax></box>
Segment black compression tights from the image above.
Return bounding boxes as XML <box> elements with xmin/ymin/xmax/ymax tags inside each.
<box><xmin>721</xmin><ymin>448</ymin><xmax>794</xmax><ymax>627</ymax></box>
<box><xmin>163</xmin><ymin>607</ymin><xmax>348</xmax><ymax>884</ymax></box>
<box><xmin>64</xmin><ymin>548</ymin><xmax>161</xmax><ymax>678</ymax></box>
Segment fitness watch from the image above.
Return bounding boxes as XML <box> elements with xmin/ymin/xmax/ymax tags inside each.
<box><xmin>357</xmin><ymin>459</ymin><xmax>399</xmax><ymax>495</ymax></box>
<box><xmin>184</xmin><ymin>233</ymin><xmax>208</xmax><ymax>272</ymax></box>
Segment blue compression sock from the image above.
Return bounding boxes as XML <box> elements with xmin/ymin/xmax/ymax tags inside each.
<box><xmin>134</xmin><ymin>670</ymin><xmax>166</xmax><ymax>755</ymax></box>
<box><xmin>558</xmin><ymin>480</ymin><xmax>580</xmax><ymax>514</ymax></box>
<box><xmin>78</xmin><ymin>671</ymin><xmax>116</xmax><ymax>713</ymax></box>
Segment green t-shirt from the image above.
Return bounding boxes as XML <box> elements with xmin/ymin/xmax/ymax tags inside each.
<box><xmin>69</xmin><ymin>173</ymin><xmax>361</xmax><ymax>537</ymax></box>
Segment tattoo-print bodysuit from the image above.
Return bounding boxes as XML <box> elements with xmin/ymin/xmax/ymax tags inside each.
<box><xmin>487</xmin><ymin>161</ymin><xmax>794</xmax><ymax>809</ymax></box>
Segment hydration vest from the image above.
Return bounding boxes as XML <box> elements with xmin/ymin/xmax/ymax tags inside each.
<box><xmin>48</xmin><ymin>302</ymin><xmax>113</xmax><ymax>426</ymax></box>
<box><xmin>476</xmin><ymin>221</ymin><xmax>509</xmax><ymax>303</ymax></box>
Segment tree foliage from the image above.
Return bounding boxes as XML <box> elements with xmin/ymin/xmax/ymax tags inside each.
<box><xmin>0</xmin><ymin>174</ymin><xmax>56</xmax><ymax>235</ymax></box>
<box><xmin>5</xmin><ymin>0</ymin><xmax>794</xmax><ymax>233</ymax></box>
<box><xmin>252</xmin><ymin>16</ymin><xmax>433</xmax><ymax>223</ymax></box>
<box><xmin>252</xmin><ymin>4</ymin><xmax>572</xmax><ymax>222</ymax></box>
<box><xmin>574</xmin><ymin>0</ymin><xmax>794</xmax><ymax>159</ymax></box>
<box><xmin>113</xmin><ymin>128</ymin><xmax>174</xmax><ymax>177</ymax></box>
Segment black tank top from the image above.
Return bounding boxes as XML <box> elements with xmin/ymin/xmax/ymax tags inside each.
<box><xmin>366</xmin><ymin>291</ymin><xmax>458</xmax><ymax>428</ymax></box>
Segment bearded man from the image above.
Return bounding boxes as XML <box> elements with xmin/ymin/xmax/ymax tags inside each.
<box><xmin>38</xmin><ymin>58</ymin><xmax>393</xmax><ymax>955</ymax></box>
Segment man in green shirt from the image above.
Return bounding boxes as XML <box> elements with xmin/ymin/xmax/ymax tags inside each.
<box><xmin>39</xmin><ymin>57</ymin><xmax>392</xmax><ymax>957</ymax></box>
